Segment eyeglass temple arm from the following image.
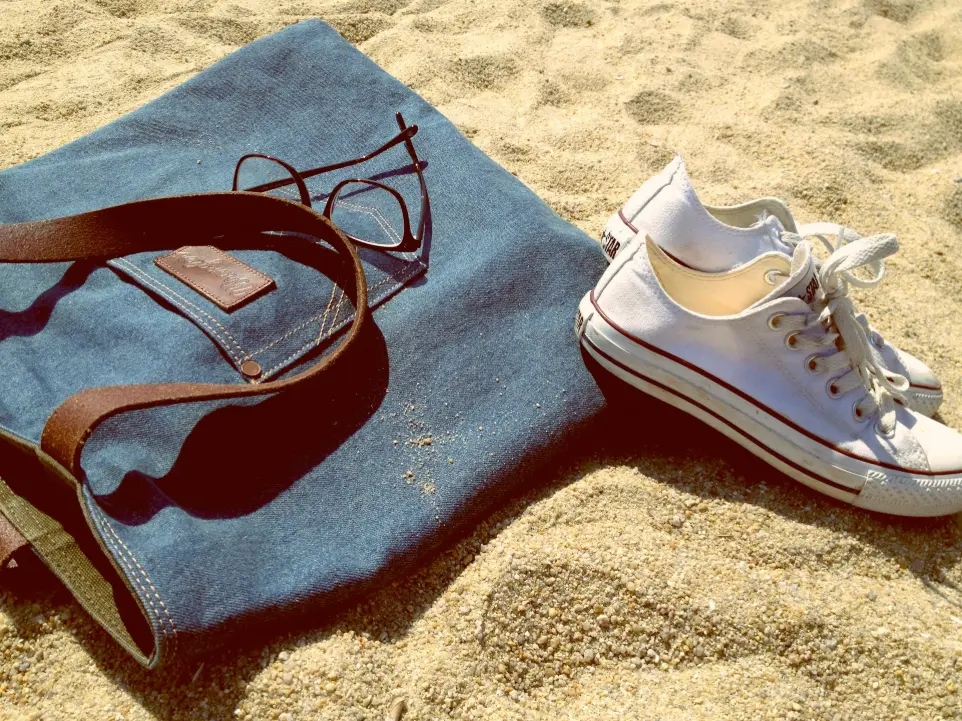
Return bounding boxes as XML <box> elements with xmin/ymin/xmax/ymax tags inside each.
<box><xmin>243</xmin><ymin>120</ymin><xmax>419</xmax><ymax>194</ymax></box>
<box><xmin>395</xmin><ymin>113</ymin><xmax>429</xmax><ymax>240</ymax></box>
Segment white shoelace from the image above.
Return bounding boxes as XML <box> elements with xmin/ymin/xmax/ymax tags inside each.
<box><xmin>780</xmin><ymin>223</ymin><xmax>890</xmax><ymax>350</ymax></box>
<box><xmin>772</xmin><ymin>231</ymin><xmax>908</xmax><ymax>436</ymax></box>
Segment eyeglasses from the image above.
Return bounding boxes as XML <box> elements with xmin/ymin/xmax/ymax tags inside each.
<box><xmin>233</xmin><ymin>112</ymin><xmax>428</xmax><ymax>254</ymax></box>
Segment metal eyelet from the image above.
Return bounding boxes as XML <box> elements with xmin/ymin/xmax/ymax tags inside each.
<box><xmin>875</xmin><ymin>420</ymin><xmax>896</xmax><ymax>438</ymax></box>
<box><xmin>852</xmin><ymin>402</ymin><xmax>868</xmax><ymax>422</ymax></box>
<box><xmin>826</xmin><ymin>379</ymin><xmax>843</xmax><ymax>399</ymax></box>
<box><xmin>804</xmin><ymin>355</ymin><xmax>822</xmax><ymax>374</ymax></box>
<box><xmin>767</xmin><ymin>313</ymin><xmax>784</xmax><ymax>330</ymax></box>
<box><xmin>784</xmin><ymin>332</ymin><xmax>800</xmax><ymax>350</ymax></box>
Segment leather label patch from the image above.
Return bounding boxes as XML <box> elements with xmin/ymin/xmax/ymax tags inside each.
<box><xmin>154</xmin><ymin>246</ymin><xmax>275</xmax><ymax>312</ymax></box>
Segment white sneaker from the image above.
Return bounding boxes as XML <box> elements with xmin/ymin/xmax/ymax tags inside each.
<box><xmin>599</xmin><ymin>156</ymin><xmax>943</xmax><ymax>417</ymax></box>
<box><xmin>576</xmin><ymin>230</ymin><xmax>962</xmax><ymax>517</ymax></box>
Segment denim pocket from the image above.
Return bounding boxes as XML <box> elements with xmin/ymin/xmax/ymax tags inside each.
<box><xmin>108</xmin><ymin>239</ymin><xmax>426</xmax><ymax>382</ymax></box>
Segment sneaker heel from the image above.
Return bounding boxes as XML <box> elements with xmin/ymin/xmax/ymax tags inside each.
<box><xmin>575</xmin><ymin>291</ymin><xmax>594</xmax><ymax>341</ymax></box>
<box><xmin>599</xmin><ymin>213</ymin><xmax>637</xmax><ymax>262</ymax></box>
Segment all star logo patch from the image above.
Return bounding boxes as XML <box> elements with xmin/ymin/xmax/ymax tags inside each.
<box><xmin>798</xmin><ymin>275</ymin><xmax>820</xmax><ymax>305</ymax></box>
<box><xmin>600</xmin><ymin>229</ymin><xmax>621</xmax><ymax>261</ymax></box>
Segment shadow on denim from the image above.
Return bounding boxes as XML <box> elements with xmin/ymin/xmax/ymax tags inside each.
<box><xmin>96</xmin><ymin>317</ymin><xmax>390</xmax><ymax>523</ymax></box>
<box><xmin>15</xmin><ymin>353</ymin><xmax>961</xmax><ymax>718</ymax></box>
<box><xmin>0</xmin><ymin>262</ymin><xmax>95</xmax><ymax>342</ymax></box>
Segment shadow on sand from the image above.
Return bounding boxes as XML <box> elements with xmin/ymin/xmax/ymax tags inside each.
<box><xmin>2</xmin><ymin>350</ymin><xmax>959</xmax><ymax>719</ymax></box>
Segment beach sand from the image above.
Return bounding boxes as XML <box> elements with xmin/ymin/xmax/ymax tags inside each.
<box><xmin>2</xmin><ymin>0</ymin><xmax>962</xmax><ymax>719</ymax></box>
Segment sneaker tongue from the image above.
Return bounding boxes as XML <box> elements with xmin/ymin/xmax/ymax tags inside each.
<box><xmin>753</xmin><ymin>242</ymin><xmax>820</xmax><ymax>307</ymax></box>
<box><xmin>756</xmin><ymin>211</ymin><xmax>785</xmax><ymax>234</ymax></box>
<box><xmin>756</xmin><ymin>214</ymin><xmax>795</xmax><ymax>257</ymax></box>
<box><xmin>752</xmin><ymin>199</ymin><xmax>798</xmax><ymax>235</ymax></box>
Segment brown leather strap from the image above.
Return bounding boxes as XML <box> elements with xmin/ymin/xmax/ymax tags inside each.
<box><xmin>0</xmin><ymin>192</ymin><xmax>368</xmax><ymax>477</ymax></box>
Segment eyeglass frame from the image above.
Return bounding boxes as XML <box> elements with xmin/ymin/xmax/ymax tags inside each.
<box><xmin>232</xmin><ymin>112</ymin><xmax>428</xmax><ymax>254</ymax></box>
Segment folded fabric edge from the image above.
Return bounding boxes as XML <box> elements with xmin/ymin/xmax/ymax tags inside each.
<box><xmin>0</xmin><ymin>429</ymin><xmax>157</xmax><ymax>667</ymax></box>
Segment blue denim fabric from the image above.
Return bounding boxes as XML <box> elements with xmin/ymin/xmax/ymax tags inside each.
<box><xmin>0</xmin><ymin>20</ymin><xmax>607</xmax><ymax>666</ymax></box>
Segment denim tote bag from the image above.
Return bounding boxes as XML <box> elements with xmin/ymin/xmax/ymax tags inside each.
<box><xmin>0</xmin><ymin>20</ymin><xmax>608</xmax><ymax>668</ymax></box>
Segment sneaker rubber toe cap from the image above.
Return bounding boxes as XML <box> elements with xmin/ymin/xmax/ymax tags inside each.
<box><xmin>855</xmin><ymin>414</ymin><xmax>962</xmax><ymax>517</ymax></box>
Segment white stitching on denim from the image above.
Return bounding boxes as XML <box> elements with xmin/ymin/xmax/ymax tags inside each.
<box><xmin>117</xmin><ymin>236</ymin><xmax>422</xmax><ymax>380</ymax></box>
<box><xmin>316</xmin><ymin>285</ymin><xmax>344</xmax><ymax>345</ymax></box>
<box><xmin>333</xmin><ymin>198</ymin><xmax>421</xmax><ymax>262</ymax></box>
<box><xmin>273</xmin><ymin>185</ymin><xmax>302</xmax><ymax>201</ymax></box>
<box><xmin>91</xmin><ymin>506</ymin><xmax>178</xmax><ymax>662</ymax></box>
<box><xmin>258</xmin><ymin>269</ymin><xmax>421</xmax><ymax>379</ymax></box>
<box><xmin>317</xmin><ymin>290</ymin><xmax>344</xmax><ymax>340</ymax></box>
<box><xmin>95</xmin><ymin>508</ymin><xmax>178</xmax><ymax>654</ymax></box>
<box><xmin>154</xmin><ymin>248</ymin><xmax>274</xmax><ymax>309</ymax></box>
<box><xmin>334</xmin><ymin>197</ymin><xmax>408</xmax><ymax>253</ymax></box>
<box><xmin>257</xmin><ymin>295</ymin><xmax>361</xmax><ymax>379</ymax></box>
<box><xmin>98</xmin><ymin>512</ymin><xmax>177</xmax><ymax>642</ymax></box>
<box><xmin>247</xmin><ymin>281</ymin><xmax>340</xmax><ymax>359</ymax></box>
<box><xmin>315</xmin><ymin>281</ymin><xmax>341</xmax><ymax>345</ymax></box>
<box><xmin>117</xmin><ymin>259</ymin><xmax>249</xmax><ymax>362</ymax></box>
<box><xmin>259</xmin><ymin>276</ymin><xmax>392</xmax><ymax>379</ymax></box>
<box><xmin>326</xmin><ymin>287</ymin><xmax>348</xmax><ymax>340</ymax></box>
<box><xmin>114</xmin><ymin>259</ymin><xmax>249</xmax><ymax>365</ymax></box>
<box><xmin>335</xmin><ymin>199</ymin><xmax>401</xmax><ymax>243</ymax></box>
<box><xmin>246</xmin><ymin>262</ymin><xmax>402</xmax><ymax>362</ymax></box>
<box><xmin>95</xmin><ymin>514</ymin><xmax>167</xmax><ymax>638</ymax></box>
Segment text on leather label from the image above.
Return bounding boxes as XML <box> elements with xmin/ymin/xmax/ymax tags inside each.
<box><xmin>154</xmin><ymin>246</ymin><xmax>276</xmax><ymax>312</ymax></box>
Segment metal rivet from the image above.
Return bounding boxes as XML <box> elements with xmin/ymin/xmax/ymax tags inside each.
<box><xmin>241</xmin><ymin>360</ymin><xmax>262</xmax><ymax>379</ymax></box>
<box><xmin>826</xmin><ymin>379</ymin><xmax>843</xmax><ymax>399</ymax></box>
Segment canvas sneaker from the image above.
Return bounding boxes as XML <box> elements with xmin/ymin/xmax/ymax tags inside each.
<box><xmin>598</xmin><ymin>156</ymin><xmax>943</xmax><ymax>417</ymax></box>
<box><xmin>575</xmin><ymin>229</ymin><xmax>962</xmax><ymax>516</ymax></box>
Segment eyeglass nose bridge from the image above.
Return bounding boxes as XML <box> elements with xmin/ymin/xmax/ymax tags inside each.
<box><xmin>323</xmin><ymin>178</ymin><xmax>420</xmax><ymax>253</ymax></box>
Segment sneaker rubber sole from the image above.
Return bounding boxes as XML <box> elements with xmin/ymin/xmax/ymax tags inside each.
<box><xmin>576</xmin><ymin>290</ymin><xmax>962</xmax><ymax>517</ymax></box>
<box><xmin>905</xmin><ymin>386</ymin><xmax>943</xmax><ymax>419</ymax></box>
